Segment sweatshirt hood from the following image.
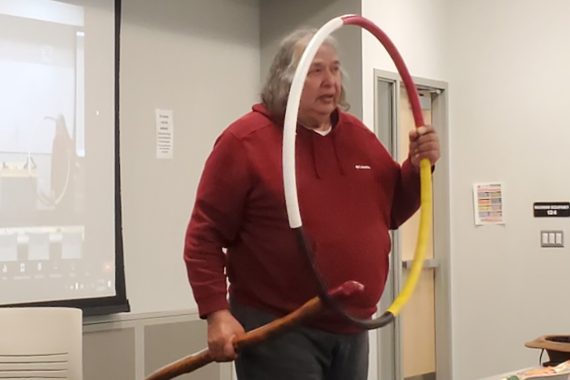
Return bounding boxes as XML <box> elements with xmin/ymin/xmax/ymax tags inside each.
<box><xmin>251</xmin><ymin>103</ymin><xmax>273</xmax><ymax>120</ymax></box>
<box><xmin>252</xmin><ymin>103</ymin><xmax>346</xmax><ymax>179</ymax></box>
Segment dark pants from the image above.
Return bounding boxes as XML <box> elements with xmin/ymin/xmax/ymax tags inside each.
<box><xmin>231</xmin><ymin>299</ymin><xmax>369</xmax><ymax>380</ymax></box>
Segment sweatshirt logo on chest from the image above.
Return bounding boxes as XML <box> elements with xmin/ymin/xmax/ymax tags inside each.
<box><xmin>354</xmin><ymin>164</ymin><xmax>371</xmax><ymax>170</ymax></box>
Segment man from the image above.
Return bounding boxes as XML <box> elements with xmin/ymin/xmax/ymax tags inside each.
<box><xmin>184</xmin><ymin>28</ymin><xmax>440</xmax><ymax>380</ymax></box>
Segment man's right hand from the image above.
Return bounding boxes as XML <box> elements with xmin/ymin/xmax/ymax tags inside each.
<box><xmin>206</xmin><ymin>309</ymin><xmax>245</xmax><ymax>362</ymax></box>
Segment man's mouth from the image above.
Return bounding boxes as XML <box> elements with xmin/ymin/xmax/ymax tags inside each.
<box><xmin>318</xmin><ymin>94</ymin><xmax>336</xmax><ymax>102</ymax></box>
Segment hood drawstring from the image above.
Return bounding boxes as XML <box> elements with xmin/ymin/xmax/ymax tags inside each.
<box><xmin>331</xmin><ymin>130</ymin><xmax>345</xmax><ymax>176</ymax></box>
<box><xmin>304</xmin><ymin>126</ymin><xmax>345</xmax><ymax>179</ymax></box>
<box><xmin>294</xmin><ymin>109</ymin><xmax>345</xmax><ymax>179</ymax></box>
<box><xmin>310</xmin><ymin>131</ymin><xmax>321</xmax><ymax>179</ymax></box>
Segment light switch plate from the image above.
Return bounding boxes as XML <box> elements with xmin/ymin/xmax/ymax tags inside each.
<box><xmin>540</xmin><ymin>230</ymin><xmax>564</xmax><ymax>248</ymax></box>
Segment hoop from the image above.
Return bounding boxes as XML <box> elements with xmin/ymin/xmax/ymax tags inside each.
<box><xmin>282</xmin><ymin>15</ymin><xmax>433</xmax><ymax>329</ymax></box>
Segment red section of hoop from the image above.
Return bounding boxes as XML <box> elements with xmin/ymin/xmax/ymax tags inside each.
<box><xmin>341</xmin><ymin>15</ymin><xmax>425</xmax><ymax>128</ymax></box>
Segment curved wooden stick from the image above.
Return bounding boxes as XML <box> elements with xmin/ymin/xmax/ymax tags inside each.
<box><xmin>146</xmin><ymin>280</ymin><xmax>364</xmax><ymax>380</ymax></box>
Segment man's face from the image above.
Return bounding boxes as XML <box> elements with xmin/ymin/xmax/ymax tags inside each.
<box><xmin>298</xmin><ymin>43</ymin><xmax>342</xmax><ymax>123</ymax></box>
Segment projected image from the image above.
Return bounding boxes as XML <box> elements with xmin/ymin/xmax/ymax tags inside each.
<box><xmin>0</xmin><ymin>0</ymin><xmax>117</xmax><ymax>306</ymax></box>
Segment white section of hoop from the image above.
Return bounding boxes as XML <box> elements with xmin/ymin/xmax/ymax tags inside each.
<box><xmin>282</xmin><ymin>16</ymin><xmax>344</xmax><ymax>228</ymax></box>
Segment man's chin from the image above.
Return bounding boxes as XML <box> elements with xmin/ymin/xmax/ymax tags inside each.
<box><xmin>316</xmin><ymin>103</ymin><xmax>337</xmax><ymax>114</ymax></box>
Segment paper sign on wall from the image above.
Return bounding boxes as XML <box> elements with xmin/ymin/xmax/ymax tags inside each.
<box><xmin>155</xmin><ymin>109</ymin><xmax>173</xmax><ymax>159</ymax></box>
<box><xmin>473</xmin><ymin>182</ymin><xmax>505</xmax><ymax>225</ymax></box>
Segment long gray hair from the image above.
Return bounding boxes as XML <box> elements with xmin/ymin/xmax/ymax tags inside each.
<box><xmin>261</xmin><ymin>28</ymin><xmax>350</xmax><ymax>120</ymax></box>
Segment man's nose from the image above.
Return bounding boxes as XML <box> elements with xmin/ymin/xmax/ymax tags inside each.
<box><xmin>322</xmin><ymin>69</ymin><xmax>337</xmax><ymax>86</ymax></box>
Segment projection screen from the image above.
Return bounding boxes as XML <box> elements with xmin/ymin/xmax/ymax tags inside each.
<box><xmin>0</xmin><ymin>0</ymin><xmax>128</xmax><ymax>315</ymax></box>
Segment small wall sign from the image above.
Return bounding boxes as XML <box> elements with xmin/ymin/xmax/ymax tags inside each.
<box><xmin>533</xmin><ymin>202</ymin><xmax>570</xmax><ymax>217</ymax></box>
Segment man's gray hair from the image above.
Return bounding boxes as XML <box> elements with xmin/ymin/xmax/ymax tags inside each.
<box><xmin>261</xmin><ymin>28</ymin><xmax>349</xmax><ymax>119</ymax></box>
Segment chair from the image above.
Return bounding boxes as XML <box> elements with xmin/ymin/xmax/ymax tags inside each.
<box><xmin>0</xmin><ymin>307</ymin><xmax>82</xmax><ymax>379</ymax></box>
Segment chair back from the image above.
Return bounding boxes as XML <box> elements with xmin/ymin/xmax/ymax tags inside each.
<box><xmin>0</xmin><ymin>307</ymin><xmax>82</xmax><ymax>379</ymax></box>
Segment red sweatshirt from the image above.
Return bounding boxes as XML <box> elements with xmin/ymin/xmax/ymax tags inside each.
<box><xmin>184</xmin><ymin>103</ymin><xmax>421</xmax><ymax>333</ymax></box>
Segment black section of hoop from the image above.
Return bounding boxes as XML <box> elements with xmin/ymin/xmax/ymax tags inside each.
<box><xmin>293</xmin><ymin>227</ymin><xmax>395</xmax><ymax>330</ymax></box>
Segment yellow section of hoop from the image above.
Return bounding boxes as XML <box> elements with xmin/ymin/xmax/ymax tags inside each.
<box><xmin>387</xmin><ymin>158</ymin><xmax>432</xmax><ymax>316</ymax></box>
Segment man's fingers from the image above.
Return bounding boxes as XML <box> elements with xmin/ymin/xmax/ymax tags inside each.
<box><xmin>208</xmin><ymin>336</ymin><xmax>238</xmax><ymax>362</ymax></box>
<box><xmin>409</xmin><ymin>125</ymin><xmax>434</xmax><ymax>142</ymax></box>
<box><xmin>416</xmin><ymin>126</ymin><xmax>428</xmax><ymax>136</ymax></box>
<box><xmin>223</xmin><ymin>338</ymin><xmax>237</xmax><ymax>360</ymax></box>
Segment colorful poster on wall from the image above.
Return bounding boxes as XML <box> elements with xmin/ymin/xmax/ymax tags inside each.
<box><xmin>473</xmin><ymin>182</ymin><xmax>505</xmax><ymax>225</ymax></box>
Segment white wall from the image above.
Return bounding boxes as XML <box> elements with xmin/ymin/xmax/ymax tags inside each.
<box><xmin>119</xmin><ymin>0</ymin><xmax>260</xmax><ymax>314</ymax></box>
<box><xmin>447</xmin><ymin>1</ymin><xmax>570</xmax><ymax>379</ymax></box>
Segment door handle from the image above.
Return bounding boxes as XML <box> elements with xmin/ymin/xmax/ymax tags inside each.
<box><xmin>402</xmin><ymin>258</ymin><xmax>439</xmax><ymax>270</ymax></box>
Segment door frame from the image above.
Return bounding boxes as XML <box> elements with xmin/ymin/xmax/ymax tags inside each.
<box><xmin>373</xmin><ymin>69</ymin><xmax>452</xmax><ymax>380</ymax></box>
